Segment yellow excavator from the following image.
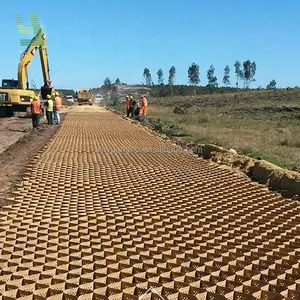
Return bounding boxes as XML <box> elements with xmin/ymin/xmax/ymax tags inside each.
<box><xmin>0</xmin><ymin>28</ymin><xmax>54</xmax><ymax>117</ymax></box>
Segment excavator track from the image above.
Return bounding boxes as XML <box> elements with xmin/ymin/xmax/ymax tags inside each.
<box><xmin>0</xmin><ymin>106</ymin><xmax>299</xmax><ymax>300</ymax></box>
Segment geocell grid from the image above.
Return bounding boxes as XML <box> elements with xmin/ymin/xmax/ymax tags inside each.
<box><xmin>0</xmin><ymin>107</ymin><xmax>299</xmax><ymax>300</ymax></box>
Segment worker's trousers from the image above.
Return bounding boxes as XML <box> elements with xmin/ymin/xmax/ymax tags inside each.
<box><xmin>129</xmin><ymin>106</ymin><xmax>138</xmax><ymax>118</ymax></box>
<box><xmin>46</xmin><ymin>111</ymin><xmax>53</xmax><ymax>125</ymax></box>
<box><xmin>139</xmin><ymin>106</ymin><xmax>147</xmax><ymax>116</ymax></box>
<box><xmin>54</xmin><ymin>110</ymin><xmax>61</xmax><ymax>124</ymax></box>
<box><xmin>32</xmin><ymin>114</ymin><xmax>40</xmax><ymax>128</ymax></box>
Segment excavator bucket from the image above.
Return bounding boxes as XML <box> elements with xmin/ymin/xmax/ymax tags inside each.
<box><xmin>41</xmin><ymin>85</ymin><xmax>53</xmax><ymax>99</ymax></box>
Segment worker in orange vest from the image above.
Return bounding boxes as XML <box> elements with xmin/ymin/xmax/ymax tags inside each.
<box><xmin>54</xmin><ymin>92</ymin><xmax>62</xmax><ymax>125</ymax></box>
<box><xmin>139</xmin><ymin>95</ymin><xmax>148</xmax><ymax>117</ymax></box>
<box><xmin>125</xmin><ymin>95</ymin><xmax>130</xmax><ymax>117</ymax></box>
<box><xmin>30</xmin><ymin>95</ymin><xmax>41</xmax><ymax>130</ymax></box>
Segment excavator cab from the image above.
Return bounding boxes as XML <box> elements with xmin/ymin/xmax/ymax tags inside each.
<box><xmin>2</xmin><ymin>79</ymin><xmax>19</xmax><ymax>89</ymax></box>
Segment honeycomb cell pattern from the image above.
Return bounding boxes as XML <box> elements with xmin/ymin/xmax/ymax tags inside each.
<box><xmin>0</xmin><ymin>106</ymin><xmax>300</xmax><ymax>300</ymax></box>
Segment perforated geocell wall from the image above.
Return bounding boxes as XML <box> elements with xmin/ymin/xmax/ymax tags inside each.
<box><xmin>0</xmin><ymin>107</ymin><xmax>299</xmax><ymax>300</ymax></box>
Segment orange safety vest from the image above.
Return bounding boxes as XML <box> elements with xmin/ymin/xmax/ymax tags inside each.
<box><xmin>125</xmin><ymin>98</ymin><xmax>130</xmax><ymax>109</ymax></box>
<box><xmin>54</xmin><ymin>96</ymin><xmax>62</xmax><ymax>110</ymax></box>
<box><xmin>31</xmin><ymin>100</ymin><xmax>40</xmax><ymax>114</ymax></box>
<box><xmin>141</xmin><ymin>97</ymin><xmax>148</xmax><ymax>107</ymax></box>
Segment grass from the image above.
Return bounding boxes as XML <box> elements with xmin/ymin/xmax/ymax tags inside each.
<box><xmin>112</xmin><ymin>89</ymin><xmax>300</xmax><ymax>170</ymax></box>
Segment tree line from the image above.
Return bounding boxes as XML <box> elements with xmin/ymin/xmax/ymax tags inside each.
<box><xmin>143</xmin><ymin>60</ymin><xmax>258</xmax><ymax>89</ymax></box>
<box><xmin>98</xmin><ymin>60</ymin><xmax>282</xmax><ymax>99</ymax></box>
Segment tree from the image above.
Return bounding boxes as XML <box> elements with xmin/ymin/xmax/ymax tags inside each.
<box><xmin>207</xmin><ymin>65</ymin><xmax>218</xmax><ymax>88</ymax></box>
<box><xmin>104</xmin><ymin>77</ymin><xmax>111</xmax><ymax>86</ymax></box>
<box><xmin>267</xmin><ymin>79</ymin><xmax>276</xmax><ymax>89</ymax></box>
<box><xmin>143</xmin><ymin>68</ymin><xmax>152</xmax><ymax>86</ymax></box>
<box><xmin>234</xmin><ymin>61</ymin><xmax>243</xmax><ymax>88</ymax></box>
<box><xmin>109</xmin><ymin>85</ymin><xmax>119</xmax><ymax>106</ymax></box>
<box><xmin>188</xmin><ymin>63</ymin><xmax>200</xmax><ymax>95</ymax></box>
<box><xmin>102</xmin><ymin>77</ymin><xmax>112</xmax><ymax>94</ymax></box>
<box><xmin>242</xmin><ymin>60</ymin><xmax>256</xmax><ymax>88</ymax></box>
<box><xmin>157</xmin><ymin>68</ymin><xmax>164</xmax><ymax>85</ymax></box>
<box><xmin>168</xmin><ymin>66</ymin><xmax>176</xmax><ymax>96</ymax></box>
<box><xmin>222</xmin><ymin>65</ymin><xmax>231</xmax><ymax>86</ymax></box>
<box><xmin>168</xmin><ymin>66</ymin><xmax>176</xmax><ymax>85</ymax></box>
<box><xmin>115</xmin><ymin>78</ymin><xmax>121</xmax><ymax>85</ymax></box>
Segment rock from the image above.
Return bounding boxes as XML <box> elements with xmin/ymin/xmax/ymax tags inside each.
<box><xmin>186</xmin><ymin>142</ymin><xmax>197</xmax><ymax>149</ymax></box>
<box><xmin>280</xmin><ymin>171</ymin><xmax>300</xmax><ymax>195</ymax></box>
<box><xmin>268</xmin><ymin>169</ymin><xmax>285</xmax><ymax>190</ymax></box>
<box><xmin>229</xmin><ymin>148</ymin><xmax>238</xmax><ymax>155</ymax></box>
<box><xmin>199</xmin><ymin>144</ymin><xmax>224</xmax><ymax>159</ymax></box>
<box><xmin>233</xmin><ymin>156</ymin><xmax>256</xmax><ymax>175</ymax></box>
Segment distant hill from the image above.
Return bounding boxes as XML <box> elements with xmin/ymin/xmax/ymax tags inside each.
<box><xmin>115</xmin><ymin>84</ymin><xmax>152</xmax><ymax>102</ymax></box>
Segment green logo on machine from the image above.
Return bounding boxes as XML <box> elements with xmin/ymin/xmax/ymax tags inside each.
<box><xmin>14</xmin><ymin>12</ymin><xmax>44</xmax><ymax>47</ymax></box>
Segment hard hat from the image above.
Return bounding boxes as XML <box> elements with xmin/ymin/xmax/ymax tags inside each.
<box><xmin>34</xmin><ymin>95</ymin><xmax>39</xmax><ymax>100</ymax></box>
<box><xmin>55</xmin><ymin>92</ymin><xmax>59</xmax><ymax>96</ymax></box>
<box><xmin>126</xmin><ymin>95</ymin><xmax>129</xmax><ymax>98</ymax></box>
<box><xmin>46</xmin><ymin>94</ymin><xmax>51</xmax><ymax>99</ymax></box>
<box><xmin>130</xmin><ymin>96</ymin><xmax>133</xmax><ymax>99</ymax></box>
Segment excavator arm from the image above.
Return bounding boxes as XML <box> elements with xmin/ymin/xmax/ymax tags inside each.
<box><xmin>17</xmin><ymin>28</ymin><xmax>51</xmax><ymax>90</ymax></box>
<box><xmin>39</xmin><ymin>37</ymin><xmax>52</xmax><ymax>87</ymax></box>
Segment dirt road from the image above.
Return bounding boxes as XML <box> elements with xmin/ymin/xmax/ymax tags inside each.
<box><xmin>0</xmin><ymin>106</ymin><xmax>299</xmax><ymax>299</ymax></box>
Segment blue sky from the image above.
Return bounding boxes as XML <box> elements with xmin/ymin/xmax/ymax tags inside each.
<box><xmin>1</xmin><ymin>0</ymin><xmax>299</xmax><ymax>90</ymax></box>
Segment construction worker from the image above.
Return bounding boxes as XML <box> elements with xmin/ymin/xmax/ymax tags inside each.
<box><xmin>54</xmin><ymin>92</ymin><xmax>62</xmax><ymax>125</ymax></box>
<box><xmin>30</xmin><ymin>96</ymin><xmax>41</xmax><ymax>130</ymax></box>
<box><xmin>139</xmin><ymin>95</ymin><xmax>148</xmax><ymax>117</ymax></box>
<box><xmin>129</xmin><ymin>95</ymin><xmax>137</xmax><ymax>118</ymax></box>
<box><xmin>125</xmin><ymin>95</ymin><xmax>130</xmax><ymax>117</ymax></box>
<box><xmin>44</xmin><ymin>94</ymin><xmax>54</xmax><ymax>125</ymax></box>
